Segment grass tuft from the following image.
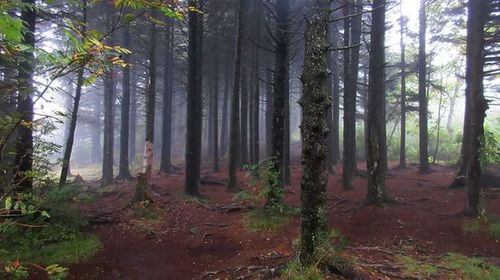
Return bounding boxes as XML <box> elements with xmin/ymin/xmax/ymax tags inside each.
<box><xmin>282</xmin><ymin>259</ymin><xmax>325</xmax><ymax>280</ymax></box>
<box><xmin>397</xmin><ymin>255</ymin><xmax>438</xmax><ymax>278</ymax></box>
<box><xmin>442</xmin><ymin>253</ymin><xmax>500</xmax><ymax>280</ymax></box>
<box><xmin>242</xmin><ymin>205</ymin><xmax>298</xmax><ymax>233</ymax></box>
<box><xmin>490</xmin><ymin>223</ymin><xmax>500</xmax><ymax>240</ymax></box>
<box><xmin>133</xmin><ymin>206</ymin><xmax>161</xmax><ymax>220</ymax></box>
<box><xmin>232</xmin><ymin>191</ymin><xmax>254</xmax><ymax>202</ymax></box>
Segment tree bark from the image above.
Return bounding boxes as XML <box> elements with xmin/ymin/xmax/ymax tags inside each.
<box><xmin>464</xmin><ymin>0</ymin><xmax>488</xmax><ymax>217</ymax></box>
<box><xmin>240</xmin><ymin>64</ymin><xmax>248</xmax><ymax>169</ymax></box>
<box><xmin>227</xmin><ymin>0</ymin><xmax>245</xmax><ymax>192</ymax></box>
<box><xmin>220</xmin><ymin>62</ymin><xmax>230</xmax><ymax>157</ymax></box>
<box><xmin>399</xmin><ymin>5</ymin><xmax>407</xmax><ymax>169</ymax></box>
<box><xmin>250</xmin><ymin>0</ymin><xmax>262</xmax><ymax>166</ymax></box>
<box><xmin>160</xmin><ymin>18</ymin><xmax>175</xmax><ymax>174</ymax></box>
<box><xmin>91</xmin><ymin>94</ymin><xmax>101</xmax><ymax>165</ymax></box>
<box><xmin>366</xmin><ymin>0</ymin><xmax>388</xmax><ymax>205</ymax></box>
<box><xmin>185</xmin><ymin>0</ymin><xmax>204</xmax><ymax>196</ymax></box>
<box><xmin>331</xmin><ymin>23</ymin><xmax>340</xmax><ymax>166</ymax></box>
<box><xmin>129</xmin><ymin>72</ymin><xmax>137</xmax><ymax>164</ymax></box>
<box><xmin>265</xmin><ymin>60</ymin><xmax>273</xmax><ymax>158</ymax></box>
<box><xmin>418</xmin><ymin>0</ymin><xmax>430</xmax><ymax>173</ymax></box>
<box><xmin>342</xmin><ymin>0</ymin><xmax>362</xmax><ymax>190</ymax></box>
<box><xmin>267</xmin><ymin>0</ymin><xmax>289</xmax><ymax>206</ymax></box>
<box><xmin>144</xmin><ymin>15</ymin><xmax>157</xmax><ymax>185</ymax></box>
<box><xmin>102</xmin><ymin>9</ymin><xmax>116</xmax><ymax>185</ymax></box>
<box><xmin>117</xmin><ymin>19</ymin><xmax>132</xmax><ymax>180</ymax></box>
<box><xmin>299</xmin><ymin>0</ymin><xmax>330</xmax><ymax>264</ymax></box>
<box><xmin>14</xmin><ymin>0</ymin><xmax>36</xmax><ymax>192</ymax></box>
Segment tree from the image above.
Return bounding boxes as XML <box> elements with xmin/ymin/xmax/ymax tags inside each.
<box><xmin>342</xmin><ymin>0</ymin><xmax>363</xmax><ymax>190</ymax></box>
<box><xmin>14</xmin><ymin>0</ymin><xmax>36</xmax><ymax>192</ymax></box>
<box><xmin>227</xmin><ymin>0</ymin><xmax>245</xmax><ymax>192</ymax></box>
<box><xmin>299</xmin><ymin>0</ymin><xmax>330</xmax><ymax>264</ymax></box>
<box><xmin>399</xmin><ymin>4</ymin><xmax>408</xmax><ymax>169</ymax></box>
<box><xmin>143</xmin><ymin>13</ymin><xmax>157</xmax><ymax>185</ymax></box>
<box><xmin>102</xmin><ymin>8</ymin><xmax>116</xmax><ymax>185</ymax></box>
<box><xmin>59</xmin><ymin>0</ymin><xmax>88</xmax><ymax>186</ymax></box>
<box><xmin>160</xmin><ymin>17</ymin><xmax>175</xmax><ymax>174</ymax></box>
<box><xmin>418</xmin><ymin>0</ymin><xmax>430</xmax><ymax>173</ymax></box>
<box><xmin>327</xmin><ymin>15</ymin><xmax>340</xmax><ymax>172</ymax></box>
<box><xmin>117</xmin><ymin>16</ymin><xmax>132</xmax><ymax>180</ymax></box>
<box><xmin>267</xmin><ymin>0</ymin><xmax>290</xmax><ymax>206</ymax></box>
<box><xmin>366</xmin><ymin>0</ymin><xmax>387</xmax><ymax>205</ymax></box>
<box><xmin>249</xmin><ymin>0</ymin><xmax>262</xmax><ymax>167</ymax></box>
<box><xmin>185</xmin><ymin>0</ymin><xmax>204</xmax><ymax>196</ymax></box>
<box><xmin>463</xmin><ymin>0</ymin><xmax>488</xmax><ymax>217</ymax></box>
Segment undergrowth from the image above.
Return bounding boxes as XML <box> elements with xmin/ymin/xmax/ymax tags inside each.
<box><xmin>1</xmin><ymin>192</ymin><xmax>101</xmax><ymax>279</ymax></box>
<box><xmin>242</xmin><ymin>205</ymin><xmax>299</xmax><ymax>233</ymax></box>
<box><xmin>396</xmin><ymin>253</ymin><xmax>500</xmax><ymax>280</ymax></box>
<box><xmin>283</xmin><ymin>228</ymin><xmax>352</xmax><ymax>280</ymax></box>
<box><xmin>282</xmin><ymin>259</ymin><xmax>325</xmax><ymax>280</ymax></box>
<box><xmin>442</xmin><ymin>253</ymin><xmax>500</xmax><ymax>280</ymax></box>
<box><xmin>397</xmin><ymin>255</ymin><xmax>438</xmax><ymax>278</ymax></box>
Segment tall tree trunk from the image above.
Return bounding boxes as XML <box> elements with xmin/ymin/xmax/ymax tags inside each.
<box><xmin>211</xmin><ymin>56</ymin><xmax>220</xmax><ymax>171</ymax></box>
<box><xmin>433</xmin><ymin>80</ymin><xmax>443</xmax><ymax>164</ymax></box>
<box><xmin>185</xmin><ymin>0</ymin><xmax>204</xmax><ymax>196</ymax></box>
<box><xmin>144</xmin><ymin>16</ymin><xmax>157</xmax><ymax>185</ymax></box>
<box><xmin>283</xmin><ymin>65</ymin><xmax>291</xmax><ymax>185</ymax></box>
<box><xmin>331</xmin><ymin>23</ymin><xmax>340</xmax><ymax>166</ymax></box>
<box><xmin>399</xmin><ymin>4</ymin><xmax>407</xmax><ymax>169</ymax></box>
<box><xmin>220</xmin><ymin>62</ymin><xmax>230</xmax><ymax>157</ymax></box>
<box><xmin>418</xmin><ymin>0</ymin><xmax>430</xmax><ymax>173</ymax></box>
<box><xmin>227</xmin><ymin>0</ymin><xmax>246</xmax><ymax>192</ymax></box>
<box><xmin>91</xmin><ymin>95</ymin><xmax>101</xmax><ymax>165</ymax></box>
<box><xmin>129</xmin><ymin>72</ymin><xmax>137</xmax><ymax>165</ymax></box>
<box><xmin>267</xmin><ymin>0</ymin><xmax>289</xmax><ymax>206</ymax></box>
<box><xmin>464</xmin><ymin>0</ymin><xmax>488</xmax><ymax>217</ymax></box>
<box><xmin>299</xmin><ymin>0</ymin><xmax>330</xmax><ymax>264</ymax></box>
<box><xmin>366</xmin><ymin>0</ymin><xmax>387</xmax><ymax>205</ymax></box>
<box><xmin>102</xmin><ymin>10</ymin><xmax>116</xmax><ymax>185</ymax></box>
<box><xmin>342</xmin><ymin>0</ymin><xmax>362</xmax><ymax>190</ymax></box>
<box><xmin>59</xmin><ymin>2</ymin><xmax>86</xmax><ymax>185</ymax></box>
<box><xmin>117</xmin><ymin>20</ymin><xmax>132</xmax><ymax>180</ymax></box>
<box><xmin>240</xmin><ymin>65</ymin><xmax>248</xmax><ymax>168</ymax></box>
<box><xmin>14</xmin><ymin>0</ymin><xmax>36</xmax><ymax>192</ymax></box>
<box><xmin>265</xmin><ymin>60</ymin><xmax>273</xmax><ymax>157</ymax></box>
<box><xmin>250</xmin><ymin>0</ymin><xmax>262</xmax><ymax>166</ymax></box>
<box><xmin>160</xmin><ymin>18</ymin><xmax>174</xmax><ymax>174</ymax></box>
<box><xmin>327</xmin><ymin>15</ymin><xmax>339</xmax><ymax>172</ymax></box>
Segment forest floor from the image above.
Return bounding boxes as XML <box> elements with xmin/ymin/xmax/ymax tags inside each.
<box><xmin>62</xmin><ymin>162</ymin><xmax>500</xmax><ymax>280</ymax></box>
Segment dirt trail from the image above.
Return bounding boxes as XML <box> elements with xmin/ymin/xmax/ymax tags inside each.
<box><xmin>67</xmin><ymin>163</ymin><xmax>500</xmax><ymax>280</ymax></box>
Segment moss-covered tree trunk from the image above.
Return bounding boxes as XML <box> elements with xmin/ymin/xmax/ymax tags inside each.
<box><xmin>299</xmin><ymin>0</ymin><xmax>330</xmax><ymax>264</ymax></box>
<box><xmin>14</xmin><ymin>0</ymin><xmax>36</xmax><ymax>192</ymax></box>
<box><xmin>464</xmin><ymin>0</ymin><xmax>488</xmax><ymax>217</ymax></box>
<box><xmin>366</xmin><ymin>0</ymin><xmax>388</xmax><ymax>205</ymax></box>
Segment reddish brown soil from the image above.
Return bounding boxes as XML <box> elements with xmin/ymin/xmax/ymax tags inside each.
<box><xmin>67</xmin><ymin>162</ymin><xmax>500</xmax><ymax>280</ymax></box>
